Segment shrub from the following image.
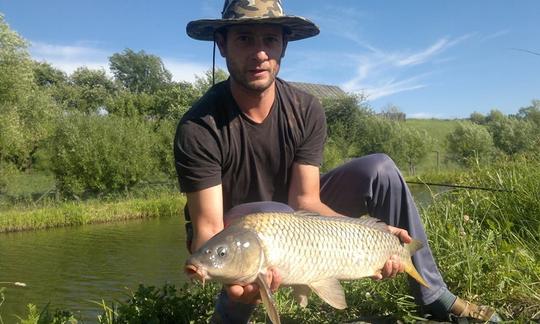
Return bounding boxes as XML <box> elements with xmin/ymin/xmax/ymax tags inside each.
<box><xmin>51</xmin><ymin>114</ymin><xmax>159</xmax><ymax>197</ymax></box>
<box><xmin>446</xmin><ymin>121</ymin><xmax>495</xmax><ymax>166</ymax></box>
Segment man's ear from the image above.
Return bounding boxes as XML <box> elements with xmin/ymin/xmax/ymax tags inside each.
<box><xmin>215</xmin><ymin>32</ymin><xmax>227</xmax><ymax>58</ymax></box>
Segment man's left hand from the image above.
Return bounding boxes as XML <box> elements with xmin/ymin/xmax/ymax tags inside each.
<box><xmin>371</xmin><ymin>225</ymin><xmax>412</xmax><ymax>280</ymax></box>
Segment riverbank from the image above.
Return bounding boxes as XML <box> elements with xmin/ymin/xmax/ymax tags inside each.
<box><xmin>0</xmin><ymin>193</ymin><xmax>185</xmax><ymax>233</ymax></box>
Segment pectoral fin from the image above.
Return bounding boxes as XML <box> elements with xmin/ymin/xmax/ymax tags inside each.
<box><xmin>291</xmin><ymin>285</ymin><xmax>311</xmax><ymax>307</ymax></box>
<box><xmin>256</xmin><ymin>273</ymin><xmax>281</xmax><ymax>324</ymax></box>
<box><xmin>309</xmin><ymin>278</ymin><xmax>347</xmax><ymax>309</ymax></box>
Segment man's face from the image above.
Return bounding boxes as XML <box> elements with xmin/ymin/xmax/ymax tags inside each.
<box><xmin>217</xmin><ymin>24</ymin><xmax>286</xmax><ymax>93</ymax></box>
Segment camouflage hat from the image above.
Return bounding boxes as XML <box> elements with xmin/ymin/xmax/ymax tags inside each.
<box><xmin>187</xmin><ymin>0</ymin><xmax>319</xmax><ymax>41</ymax></box>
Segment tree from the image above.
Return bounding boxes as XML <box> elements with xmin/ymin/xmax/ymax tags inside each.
<box><xmin>193</xmin><ymin>68</ymin><xmax>229</xmax><ymax>97</ymax></box>
<box><xmin>446</xmin><ymin>121</ymin><xmax>494</xmax><ymax>166</ymax></box>
<box><xmin>109</xmin><ymin>49</ymin><xmax>172</xmax><ymax>93</ymax></box>
<box><xmin>487</xmin><ymin>117</ymin><xmax>536</xmax><ymax>155</ymax></box>
<box><xmin>0</xmin><ymin>15</ymin><xmax>59</xmax><ymax>170</ymax></box>
<box><xmin>33</xmin><ymin>61</ymin><xmax>67</xmax><ymax>87</ymax></box>
<box><xmin>380</xmin><ymin>104</ymin><xmax>406</xmax><ymax>121</ymax></box>
<box><xmin>516</xmin><ymin>99</ymin><xmax>540</xmax><ymax>126</ymax></box>
<box><xmin>469</xmin><ymin>111</ymin><xmax>486</xmax><ymax>125</ymax></box>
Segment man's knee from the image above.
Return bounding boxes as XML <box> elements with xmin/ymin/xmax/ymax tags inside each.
<box><xmin>346</xmin><ymin>153</ymin><xmax>398</xmax><ymax>181</ymax></box>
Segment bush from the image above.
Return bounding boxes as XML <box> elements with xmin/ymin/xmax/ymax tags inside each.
<box><xmin>51</xmin><ymin>114</ymin><xmax>159</xmax><ymax>197</ymax></box>
<box><xmin>446</xmin><ymin>121</ymin><xmax>495</xmax><ymax>166</ymax></box>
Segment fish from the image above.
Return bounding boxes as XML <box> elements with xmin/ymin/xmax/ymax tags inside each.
<box><xmin>185</xmin><ymin>211</ymin><xmax>429</xmax><ymax>324</ymax></box>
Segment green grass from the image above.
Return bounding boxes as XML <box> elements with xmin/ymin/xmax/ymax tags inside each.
<box><xmin>0</xmin><ymin>193</ymin><xmax>185</xmax><ymax>233</ymax></box>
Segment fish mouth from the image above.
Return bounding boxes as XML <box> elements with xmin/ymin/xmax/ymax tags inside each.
<box><xmin>184</xmin><ymin>264</ymin><xmax>209</xmax><ymax>287</ymax></box>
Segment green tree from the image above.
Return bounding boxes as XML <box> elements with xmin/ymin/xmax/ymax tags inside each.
<box><xmin>516</xmin><ymin>99</ymin><xmax>540</xmax><ymax>126</ymax></box>
<box><xmin>109</xmin><ymin>49</ymin><xmax>172</xmax><ymax>93</ymax></box>
<box><xmin>487</xmin><ymin>117</ymin><xmax>536</xmax><ymax>155</ymax></box>
<box><xmin>150</xmin><ymin>81</ymin><xmax>199</xmax><ymax>121</ymax></box>
<box><xmin>0</xmin><ymin>15</ymin><xmax>59</xmax><ymax>170</ymax></box>
<box><xmin>32</xmin><ymin>61</ymin><xmax>67</xmax><ymax>87</ymax></box>
<box><xmin>469</xmin><ymin>111</ymin><xmax>486</xmax><ymax>125</ymax></box>
<box><xmin>446</xmin><ymin>121</ymin><xmax>494</xmax><ymax>166</ymax></box>
<box><xmin>193</xmin><ymin>68</ymin><xmax>229</xmax><ymax>97</ymax></box>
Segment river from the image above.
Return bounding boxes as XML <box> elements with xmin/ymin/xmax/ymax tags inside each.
<box><xmin>0</xmin><ymin>216</ymin><xmax>187</xmax><ymax>323</ymax></box>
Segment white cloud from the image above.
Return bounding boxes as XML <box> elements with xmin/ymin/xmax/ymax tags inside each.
<box><xmin>30</xmin><ymin>41</ymin><xmax>111</xmax><ymax>75</ymax></box>
<box><xmin>29</xmin><ymin>40</ymin><xmax>212</xmax><ymax>82</ymax></box>
<box><xmin>340</xmin><ymin>35</ymin><xmax>471</xmax><ymax>101</ymax></box>
<box><xmin>162</xmin><ymin>58</ymin><xmax>212</xmax><ymax>83</ymax></box>
<box><xmin>480</xmin><ymin>29</ymin><xmax>510</xmax><ymax>42</ymax></box>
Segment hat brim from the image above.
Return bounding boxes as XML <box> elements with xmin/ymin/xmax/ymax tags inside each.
<box><xmin>186</xmin><ymin>16</ymin><xmax>319</xmax><ymax>41</ymax></box>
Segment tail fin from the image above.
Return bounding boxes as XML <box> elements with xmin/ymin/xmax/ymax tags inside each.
<box><xmin>404</xmin><ymin>240</ymin><xmax>430</xmax><ymax>288</ymax></box>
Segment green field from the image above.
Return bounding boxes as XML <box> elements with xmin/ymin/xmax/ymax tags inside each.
<box><xmin>405</xmin><ymin>118</ymin><xmax>463</xmax><ymax>174</ymax></box>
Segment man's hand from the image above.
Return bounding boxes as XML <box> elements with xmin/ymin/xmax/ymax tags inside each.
<box><xmin>372</xmin><ymin>225</ymin><xmax>412</xmax><ymax>280</ymax></box>
<box><xmin>225</xmin><ymin>268</ymin><xmax>282</xmax><ymax>304</ymax></box>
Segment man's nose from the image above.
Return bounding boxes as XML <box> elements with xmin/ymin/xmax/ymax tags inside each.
<box><xmin>251</xmin><ymin>38</ymin><xmax>270</xmax><ymax>62</ymax></box>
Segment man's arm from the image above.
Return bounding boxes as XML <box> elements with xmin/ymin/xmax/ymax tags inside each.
<box><xmin>186</xmin><ymin>184</ymin><xmax>224</xmax><ymax>253</ymax></box>
<box><xmin>287</xmin><ymin>162</ymin><xmax>410</xmax><ymax>279</ymax></box>
<box><xmin>287</xmin><ymin>162</ymin><xmax>340</xmax><ymax>215</ymax></box>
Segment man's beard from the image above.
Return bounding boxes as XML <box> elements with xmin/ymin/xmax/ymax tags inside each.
<box><xmin>226</xmin><ymin>60</ymin><xmax>280</xmax><ymax>93</ymax></box>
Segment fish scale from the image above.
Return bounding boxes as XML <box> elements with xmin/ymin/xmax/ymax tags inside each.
<box><xmin>244</xmin><ymin>212</ymin><xmax>405</xmax><ymax>283</ymax></box>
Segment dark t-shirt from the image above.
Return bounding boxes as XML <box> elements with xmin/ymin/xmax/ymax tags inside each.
<box><xmin>174</xmin><ymin>78</ymin><xmax>326</xmax><ymax>213</ymax></box>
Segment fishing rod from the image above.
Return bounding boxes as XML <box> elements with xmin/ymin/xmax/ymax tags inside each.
<box><xmin>406</xmin><ymin>181</ymin><xmax>513</xmax><ymax>193</ymax></box>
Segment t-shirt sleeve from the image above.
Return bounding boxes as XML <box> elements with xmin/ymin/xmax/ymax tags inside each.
<box><xmin>174</xmin><ymin>119</ymin><xmax>222</xmax><ymax>193</ymax></box>
<box><xmin>294</xmin><ymin>97</ymin><xmax>327</xmax><ymax>166</ymax></box>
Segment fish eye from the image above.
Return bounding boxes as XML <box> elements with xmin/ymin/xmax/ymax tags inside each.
<box><xmin>217</xmin><ymin>246</ymin><xmax>228</xmax><ymax>257</ymax></box>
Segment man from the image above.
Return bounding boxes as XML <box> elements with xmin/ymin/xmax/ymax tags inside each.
<box><xmin>175</xmin><ymin>0</ymin><xmax>500</xmax><ymax>323</ymax></box>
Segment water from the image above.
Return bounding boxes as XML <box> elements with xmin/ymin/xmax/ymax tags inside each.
<box><xmin>0</xmin><ymin>216</ymin><xmax>188</xmax><ymax>323</ymax></box>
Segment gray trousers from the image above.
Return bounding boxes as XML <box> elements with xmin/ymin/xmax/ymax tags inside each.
<box><xmin>213</xmin><ymin>153</ymin><xmax>448</xmax><ymax>323</ymax></box>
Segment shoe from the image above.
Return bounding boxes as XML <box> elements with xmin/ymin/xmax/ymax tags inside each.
<box><xmin>449</xmin><ymin>297</ymin><xmax>502</xmax><ymax>323</ymax></box>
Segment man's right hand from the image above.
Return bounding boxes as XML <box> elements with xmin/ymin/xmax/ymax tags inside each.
<box><xmin>225</xmin><ymin>267</ymin><xmax>282</xmax><ymax>304</ymax></box>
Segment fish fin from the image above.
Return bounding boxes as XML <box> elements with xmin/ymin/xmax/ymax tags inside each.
<box><xmin>309</xmin><ymin>278</ymin><xmax>347</xmax><ymax>309</ymax></box>
<box><xmin>291</xmin><ymin>285</ymin><xmax>311</xmax><ymax>308</ymax></box>
<box><xmin>293</xmin><ymin>210</ymin><xmax>323</xmax><ymax>218</ymax></box>
<box><xmin>402</xmin><ymin>240</ymin><xmax>430</xmax><ymax>288</ymax></box>
<box><xmin>256</xmin><ymin>273</ymin><xmax>281</xmax><ymax>324</ymax></box>
<box><xmin>356</xmin><ymin>216</ymin><xmax>391</xmax><ymax>232</ymax></box>
<box><xmin>405</xmin><ymin>239</ymin><xmax>424</xmax><ymax>254</ymax></box>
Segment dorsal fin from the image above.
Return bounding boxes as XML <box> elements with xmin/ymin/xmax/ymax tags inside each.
<box><xmin>356</xmin><ymin>216</ymin><xmax>391</xmax><ymax>233</ymax></box>
<box><xmin>293</xmin><ymin>210</ymin><xmax>325</xmax><ymax>218</ymax></box>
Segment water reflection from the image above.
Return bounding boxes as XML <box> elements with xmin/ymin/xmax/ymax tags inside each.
<box><xmin>0</xmin><ymin>217</ymin><xmax>188</xmax><ymax>322</ymax></box>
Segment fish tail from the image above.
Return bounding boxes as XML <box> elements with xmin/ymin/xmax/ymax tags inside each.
<box><xmin>404</xmin><ymin>239</ymin><xmax>430</xmax><ymax>288</ymax></box>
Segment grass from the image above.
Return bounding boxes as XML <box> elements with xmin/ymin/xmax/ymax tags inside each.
<box><xmin>0</xmin><ymin>192</ymin><xmax>185</xmax><ymax>233</ymax></box>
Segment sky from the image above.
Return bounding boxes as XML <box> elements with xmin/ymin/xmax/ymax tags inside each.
<box><xmin>1</xmin><ymin>0</ymin><xmax>539</xmax><ymax>119</ymax></box>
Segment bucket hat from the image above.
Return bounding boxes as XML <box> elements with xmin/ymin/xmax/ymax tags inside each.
<box><xmin>186</xmin><ymin>0</ymin><xmax>319</xmax><ymax>41</ymax></box>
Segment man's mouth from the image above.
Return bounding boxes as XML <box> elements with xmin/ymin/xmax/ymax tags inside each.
<box><xmin>249</xmin><ymin>68</ymin><xmax>268</xmax><ymax>76</ymax></box>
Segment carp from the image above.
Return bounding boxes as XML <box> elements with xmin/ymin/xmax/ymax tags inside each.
<box><xmin>185</xmin><ymin>211</ymin><xmax>429</xmax><ymax>324</ymax></box>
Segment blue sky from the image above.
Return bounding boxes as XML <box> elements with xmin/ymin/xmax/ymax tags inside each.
<box><xmin>1</xmin><ymin>0</ymin><xmax>539</xmax><ymax>118</ymax></box>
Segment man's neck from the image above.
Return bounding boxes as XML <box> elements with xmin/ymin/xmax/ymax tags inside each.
<box><xmin>229</xmin><ymin>79</ymin><xmax>276</xmax><ymax>124</ymax></box>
